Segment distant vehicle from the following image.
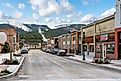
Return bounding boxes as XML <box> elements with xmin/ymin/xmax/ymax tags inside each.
<box><xmin>45</xmin><ymin>48</ymin><xmax>51</xmax><ymax>53</ymax></box>
<box><xmin>57</xmin><ymin>49</ymin><xmax>66</xmax><ymax>56</ymax></box>
<box><xmin>21</xmin><ymin>47</ymin><xmax>28</xmax><ymax>54</ymax></box>
<box><xmin>51</xmin><ymin>48</ymin><xmax>59</xmax><ymax>54</ymax></box>
<box><xmin>41</xmin><ymin>48</ymin><xmax>46</xmax><ymax>52</ymax></box>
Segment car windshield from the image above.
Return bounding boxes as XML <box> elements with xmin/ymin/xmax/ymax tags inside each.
<box><xmin>0</xmin><ymin>0</ymin><xmax>121</xmax><ymax>81</ymax></box>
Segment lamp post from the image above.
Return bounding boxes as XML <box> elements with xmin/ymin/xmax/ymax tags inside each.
<box><xmin>81</xmin><ymin>26</ymin><xmax>86</xmax><ymax>60</ymax></box>
<box><xmin>10</xmin><ymin>46</ymin><xmax>13</xmax><ymax>63</ymax></box>
<box><xmin>94</xmin><ymin>23</ymin><xmax>96</xmax><ymax>58</ymax></box>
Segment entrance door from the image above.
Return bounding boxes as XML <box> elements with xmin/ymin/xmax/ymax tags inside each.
<box><xmin>119</xmin><ymin>44</ymin><xmax>121</xmax><ymax>59</ymax></box>
<box><xmin>102</xmin><ymin>44</ymin><xmax>106</xmax><ymax>59</ymax></box>
<box><xmin>118</xmin><ymin>32</ymin><xmax>121</xmax><ymax>59</ymax></box>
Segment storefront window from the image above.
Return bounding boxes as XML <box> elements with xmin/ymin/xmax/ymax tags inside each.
<box><xmin>83</xmin><ymin>45</ymin><xmax>87</xmax><ymax>51</ymax></box>
<box><xmin>89</xmin><ymin>45</ymin><xmax>94</xmax><ymax>52</ymax></box>
<box><xmin>96</xmin><ymin>43</ymin><xmax>101</xmax><ymax>53</ymax></box>
<box><xmin>106</xmin><ymin>43</ymin><xmax>115</xmax><ymax>54</ymax></box>
<box><xmin>96</xmin><ymin>43</ymin><xmax>115</xmax><ymax>54</ymax></box>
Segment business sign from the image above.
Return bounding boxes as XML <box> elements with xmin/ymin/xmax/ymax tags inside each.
<box><xmin>0</xmin><ymin>32</ymin><xmax>7</xmax><ymax>44</ymax></box>
<box><xmin>100</xmin><ymin>34</ymin><xmax>108</xmax><ymax>41</ymax></box>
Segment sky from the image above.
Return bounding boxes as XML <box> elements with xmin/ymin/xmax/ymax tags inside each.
<box><xmin>0</xmin><ymin>0</ymin><xmax>116</xmax><ymax>29</ymax></box>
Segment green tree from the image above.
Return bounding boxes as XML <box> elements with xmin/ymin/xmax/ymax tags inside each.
<box><xmin>2</xmin><ymin>42</ymin><xmax>10</xmax><ymax>53</ymax></box>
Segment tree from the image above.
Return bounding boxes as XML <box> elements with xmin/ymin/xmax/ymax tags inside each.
<box><xmin>2</xmin><ymin>42</ymin><xmax>10</xmax><ymax>53</ymax></box>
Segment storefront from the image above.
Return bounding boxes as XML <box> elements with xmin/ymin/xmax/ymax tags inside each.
<box><xmin>84</xmin><ymin>36</ymin><xmax>94</xmax><ymax>52</ymax></box>
<box><xmin>96</xmin><ymin>33</ymin><xmax>115</xmax><ymax>59</ymax></box>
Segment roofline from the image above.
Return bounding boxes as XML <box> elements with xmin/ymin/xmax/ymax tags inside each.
<box><xmin>83</xmin><ymin>14</ymin><xmax>115</xmax><ymax>29</ymax></box>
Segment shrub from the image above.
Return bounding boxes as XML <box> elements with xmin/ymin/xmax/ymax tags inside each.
<box><xmin>2</xmin><ymin>58</ymin><xmax>19</xmax><ymax>65</ymax></box>
<box><xmin>12</xmin><ymin>60</ymin><xmax>19</xmax><ymax>64</ymax></box>
<box><xmin>1</xmin><ymin>42</ymin><xmax>10</xmax><ymax>53</ymax></box>
<box><xmin>1</xmin><ymin>69</ymin><xmax>11</xmax><ymax>74</ymax></box>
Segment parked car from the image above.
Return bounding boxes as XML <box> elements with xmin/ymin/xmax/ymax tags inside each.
<box><xmin>57</xmin><ymin>49</ymin><xmax>66</xmax><ymax>56</ymax></box>
<box><xmin>45</xmin><ymin>48</ymin><xmax>51</xmax><ymax>53</ymax></box>
<box><xmin>41</xmin><ymin>47</ymin><xmax>46</xmax><ymax>52</ymax></box>
<box><xmin>21</xmin><ymin>47</ymin><xmax>28</xmax><ymax>54</ymax></box>
<box><xmin>51</xmin><ymin>48</ymin><xmax>59</xmax><ymax>54</ymax></box>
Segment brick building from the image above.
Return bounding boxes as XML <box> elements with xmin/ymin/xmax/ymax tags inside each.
<box><xmin>83</xmin><ymin>14</ymin><xmax>115</xmax><ymax>59</ymax></box>
<box><xmin>0</xmin><ymin>24</ymin><xmax>19</xmax><ymax>52</ymax></box>
<box><xmin>115</xmin><ymin>0</ymin><xmax>121</xmax><ymax>59</ymax></box>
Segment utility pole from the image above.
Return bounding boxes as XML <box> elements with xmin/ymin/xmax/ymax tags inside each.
<box><xmin>98</xmin><ymin>24</ymin><xmax>103</xmax><ymax>59</ymax></box>
<box><xmin>81</xmin><ymin>27</ymin><xmax>83</xmax><ymax>56</ymax></box>
<box><xmin>94</xmin><ymin>23</ymin><xmax>96</xmax><ymax>57</ymax></box>
<box><xmin>81</xmin><ymin>26</ymin><xmax>85</xmax><ymax>60</ymax></box>
<box><xmin>10</xmin><ymin>47</ymin><xmax>13</xmax><ymax>63</ymax></box>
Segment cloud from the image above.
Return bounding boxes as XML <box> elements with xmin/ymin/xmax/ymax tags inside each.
<box><xmin>18</xmin><ymin>3</ymin><xmax>25</xmax><ymax>9</ymax></box>
<box><xmin>60</xmin><ymin>0</ymin><xmax>74</xmax><ymax>11</ymax></box>
<box><xmin>32</xmin><ymin>13</ymin><xmax>40</xmax><ymax>20</ymax></box>
<box><xmin>5</xmin><ymin>3</ymin><xmax>13</xmax><ymax>8</ymax></box>
<box><xmin>0</xmin><ymin>12</ymin><xmax>19</xmax><ymax>25</ymax></box>
<box><xmin>29</xmin><ymin>0</ymin><xmax>74</xmax><ymax>17</ymax></box>
<box><xmin>45</xmin><ymin>17</ymin><xmax>52</xmax><ymax>23</ymax></box>
<box><xmin>0</xmin><ymin>11</ymin><xmax>5</xmax><ymax>19</ymax></box>
<box><xmin>82</xmin><ymin>0</ymin><xmax>89</xmax><ymax>6</ymax></box>
<box><xmin>13</xmin><ymin>11</ymin><xmax>23</xmax><ymax>19</ymax></box>
<box><xmin>0</xmin><ymin>11</ymin><xmax>15</xmax><ymax>22</ymax></box>
<box><xmin>81</xmin><ymin>0</ymin><xmax>101</xmax><ymax>6</ymax></box>
<box><xmin>80</xmin><ymin>14</ymin><xmax>95</xmax><ymax>24</ymax></box>
<box><xmin>100</xmin><ymin>8</ymin><xmax>116</xmax><ymax>19</ymax></box>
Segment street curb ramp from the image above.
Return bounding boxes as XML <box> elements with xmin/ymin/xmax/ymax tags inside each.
<box><xmin>65</xmin><ymin>57</ymin><xmax>121</xmax><ymax>73</ymax></box>
<box><xmin>0</xmin><ymin>56</ymin><xmax>26</xmax><ymax>79</ymax></box>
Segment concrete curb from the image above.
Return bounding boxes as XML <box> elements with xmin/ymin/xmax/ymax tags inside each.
<box><xmin>0</xmin><ymin>56</ymin><xmax>26</xmax><ymax>79</ymax></box>
<box><xmin>65</xmin><ymin>57</ymin><xmax>121</xmax><ymax>73</ymax></box>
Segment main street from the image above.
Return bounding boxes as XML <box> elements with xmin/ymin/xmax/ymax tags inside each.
<box><xmin>7</xmin><ymin>49</ymin><xmax>121</xmax><ymax>80</ymax></box>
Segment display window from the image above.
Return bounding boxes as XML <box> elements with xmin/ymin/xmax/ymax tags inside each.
<box><xmin>96</xmin><ymin>43</ymin><xmax>115</xmax><ymax>54</ymax></box>
<box><xmin>106</xmin><ymin>43</ymin><xmax>115</xmax><ymax>54</ymax></box>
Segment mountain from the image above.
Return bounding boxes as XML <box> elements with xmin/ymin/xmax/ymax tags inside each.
<box><xmin>43</xmin><ymin>24</ymin><xmax>86</xmax><ymax>38</ymax></box>
<box><xmin>0</xmin><ymin>23</ymin><xmax>86</xmax><ymax>43</ymax></box>
<box><xmin>23</xmin><ymin>24</ymin><xmax>50</xmax><ymax>32</ymax></box>
<box><xmin>14</xmin><ymin>24</ymin><xmax>50</xmax><ymax>44</ymax></box>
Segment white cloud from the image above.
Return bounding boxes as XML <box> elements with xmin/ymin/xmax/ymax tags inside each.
<box><xmin>80</xmin><ymin>14</ymin><xmax>95</xmax><ymax>24</ymax></box>
<box><xmin>5</xmin><ymin>3</ymin><xmax>13</xmax><ymax>8</ymax></box>
<box><xmin>0</xmin><ymin>11</ymin><xmax>5</xmax><ymax>18</ymax></box>
<box><xmin>82</xmin><ymin>0</ymin><xmax>89</xmax><ymax>6</ymax></box>
<box><xmin>33</xmin><ymin>13</ymin><xmax>40</xmax><ymax>20</ymax></box>
<box><xmin>29</xmin><ymin>0</ymin><xmax>74</xmax><ymax>17</ymax></box>
<box><xmin>0</xmin><ymin>11</ymin><xmax>15</xmax><ymax>22</ymax></box>
<box><xmin>45</xmin><ymin>17</ymin><xmax>52</xmax><ymax>23</ymax></box>
<box><xmin>13</xmin><ymin>11</ymin><xmax>23</xmax><ymax>19</ymax></box>
<box><xmin>100</xmin><ymin>8</ymin><xmax>116</xmax><ymax>19</ymax></box>
<box><xmin>18</xmin><ymin>3</ymin><xmax>25</xmax><ymax>9</ymax></box>
<box><xmin>82</xmin><ymin>0</ymin><xmax>101</xmax><ymax>6</ymax></box>
<box><xmin>60</xmin><ymin>0</ymin><xmax>74</xmax><ymax>12</ymax></box>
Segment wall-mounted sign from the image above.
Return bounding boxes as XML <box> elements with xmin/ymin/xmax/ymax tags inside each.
<box><xmin>100</xmin><ymin>34</ymin><xmax>108</xmax><ymax>41</ymax></box>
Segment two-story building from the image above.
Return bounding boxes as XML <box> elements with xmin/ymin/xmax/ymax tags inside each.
<box><xmin>0</xmin><ymin>24</ymin><xmax>19</xmax><ymax>52</ymax></box>
<box><xmin>83</xmin><ymin>14</ymin><xmax>115</xmax><ymax>59</ymax></box>
<box><xmin>71</xmin><ymin>31</ymin><xmax>81</xmax><ymax>54</ymax></box>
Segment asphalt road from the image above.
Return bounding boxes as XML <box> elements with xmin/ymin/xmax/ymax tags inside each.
<box><xmin>7</xmin><ymin>49</ymin><xmax>121</xmax><ymax>80</ymax></box>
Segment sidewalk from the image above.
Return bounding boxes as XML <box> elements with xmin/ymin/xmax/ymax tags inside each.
<box><xmin>65</xmin><ymin>52</ymin><xmax>121</xmax><ymax>72</ymax></box>
<box><xmin>0</xmin><ymin>51</ymin><xmax>25</xmax><ymax>79</ymax></box>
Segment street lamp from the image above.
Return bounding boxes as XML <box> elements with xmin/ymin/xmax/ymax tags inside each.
<box><xmin>81</xmin><ymin>26</ymin><xmax>86</xmax><ymax>61</ymax></box>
